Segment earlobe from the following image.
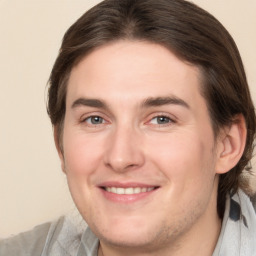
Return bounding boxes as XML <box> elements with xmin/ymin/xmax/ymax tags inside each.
<box><xmin>215</xmin><ymin>114</ymin><xmax>247</xmax><ymax>174</ymax></box>
<box><xmin>54</xmin><ymin>126</ymin><xmax>66</xmax><ymax>174</ymax></box>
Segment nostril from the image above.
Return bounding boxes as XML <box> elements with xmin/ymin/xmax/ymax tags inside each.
<box><xmin>125</xmin><ymin>164</ymin><xmax>136</xmax><ymax>169</ymax></box>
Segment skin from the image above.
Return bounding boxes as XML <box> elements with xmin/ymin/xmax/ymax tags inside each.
<box><xmin>57</xmin><ymin>41</ymin><xmax>246</xmax><ymax>256</ymax></box>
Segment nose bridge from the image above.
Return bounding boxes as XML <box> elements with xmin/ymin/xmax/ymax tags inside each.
<box><xmin>104</xmin><ymin>121</ymin><xmax>144</xmax><ymax>172</ymax></box>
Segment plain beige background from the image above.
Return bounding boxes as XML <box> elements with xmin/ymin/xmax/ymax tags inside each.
<box><xmin>0</xmin><ymin>0</ymin><xmax>255</xmax><ymax>238</ymax></box>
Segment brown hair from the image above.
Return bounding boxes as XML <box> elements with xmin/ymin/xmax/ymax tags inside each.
<box><xmin>47</xmin><ymin>0</ymin><xmax>256</xmax><ymax>218</ymax></box>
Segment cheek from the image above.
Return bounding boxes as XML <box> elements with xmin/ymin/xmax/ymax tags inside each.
<box><xmin>62</xmin><ymin>131</ymin><xmax>106</xmax><ymax>215</ymax></box>
<box><xmin>148</xmin><ymin>132</ymin><xmax>216</xmax><ymax>189</ymax></box>
<box><xmin>62</xmin><ymin>130</ymin><xmax>104</xmax><ymax>176</ymax></box>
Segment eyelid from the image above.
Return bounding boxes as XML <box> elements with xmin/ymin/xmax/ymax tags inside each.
<box><xmin>84</xmin><ymin>116</ymin><xmax>106</xmax><ymax>124</ymax></box>
<box><xmin>80</xmin><ymin>112</ymin><xmax>110</xmax><ymax>126</ymax></box>
<box><xmin>145</xmin><ymin>112</ymin><xmax>177</xmax><ymax>126</ymax></box>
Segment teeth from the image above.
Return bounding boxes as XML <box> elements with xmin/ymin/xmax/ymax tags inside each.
<box><xmin>125</xmin><ymin>188</ymin><xmax>134</xmax><ymax>194</ymax></box>
<box><xmin>116</xmin><ymin>188</ymin><xmax>124</xmax><ymax>194</ymax></box>
<box><xmin>141</xmin><ymin>188</ymin><xmax>147</xmax><ymax>193</ymax></box>
<box><xmin>110</xmin><ymin>187</ymin><xmax>117</xmax><ymax>193</ymax></box>
<box><xmin>134</xmin><ymin>187</ymin><xmax>141</xmax><ymax>194</ymax></box>
<box><xmin>105</xmin><ymin>187</ymin><xmax>155</xmax><ymax>195</ymax></box>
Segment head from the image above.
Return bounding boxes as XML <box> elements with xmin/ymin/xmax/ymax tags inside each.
<box><xmin>48</xmin><ymin>0</ymin><xmax>255</xmax><ymax>216</ymax></box>
<box><xmin>47</xmin><ymin>0</ymin><xmax>255</xmax><ymax>252</ymax></box>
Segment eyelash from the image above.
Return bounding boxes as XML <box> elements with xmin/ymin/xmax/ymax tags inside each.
<box><xmin>81</xmin><ymin>115</ymin><xmax>108</xmax><ymax>126</ymax></box>
<box><xmin>80</xmin><ymin>113</ymin><xmax>176</xmax><ymax>128</ymax></box>
<box><xmin>146</xmin><ymin>114</ymin><xmax>176</xmax><ymax>127</ymax></box>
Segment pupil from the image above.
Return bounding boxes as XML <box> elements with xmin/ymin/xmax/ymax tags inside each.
<box><xmin>157</xmin><ymin>116</ymin><xmax>169</xmax><ymax>124</ymax></box>
<box><xmin>92</xmin><ymin>116</ymin><xmax>102</xmax><ymax>124</ymax></box>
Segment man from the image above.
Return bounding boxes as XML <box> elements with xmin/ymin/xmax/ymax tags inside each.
<box><xmin>1</xmin><ymin>0</ymin><xmax>256</xmax><ymax>255</ymax></box>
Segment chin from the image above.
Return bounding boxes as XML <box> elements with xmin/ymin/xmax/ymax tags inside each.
<box><xmin>90</xmin><ymin>216</ymin><xmax>165</xmax><ymax>249</ymax></box>
<box><xmin>98</xmin><ymin>230</ymin><xmax>155</xmax><ymax>249</ymax></box>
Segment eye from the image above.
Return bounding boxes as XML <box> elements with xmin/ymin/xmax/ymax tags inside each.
<box><xmin>149</xmin><ymin>115</ymin><xmax>173</xmax><ymax>125</ymax></box>
<box><xmin>84</xmin><ymin>116</ymin><xmax>106</xmax><ymax>125</ymax></box>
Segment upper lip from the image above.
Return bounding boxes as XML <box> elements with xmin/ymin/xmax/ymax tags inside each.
<box><xmin>98</xmin><ymin>181</ymin><xmax>159</xmax><ymax>188</ymax></box>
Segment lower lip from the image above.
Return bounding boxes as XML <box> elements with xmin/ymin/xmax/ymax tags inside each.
<box><xmin>100</xmin><ymin>188</ymin><xmax>158</xmax><ymax>203</ymax></box>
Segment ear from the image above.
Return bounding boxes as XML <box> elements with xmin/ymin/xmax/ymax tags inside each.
<box><xmin>54</xmin><ymin>126</ymin><xmax>66</xmax><ymax>174</ymax></box>
<box><xmin>215</xmin><ymin>114</ymin><xmax>247</xmax><ymax>174</ymax></box>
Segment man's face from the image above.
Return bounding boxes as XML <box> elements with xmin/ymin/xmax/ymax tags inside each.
<box><xmin>61</xmin><ymin>41</ymin><xmax>222</xmax><ymax>250</ymax></box>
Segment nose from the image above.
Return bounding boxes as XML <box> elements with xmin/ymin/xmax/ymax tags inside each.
<box><xmin>104</xmin><ymin>125</ymin><xmax>145</xmax><ymax>173</ymax></box>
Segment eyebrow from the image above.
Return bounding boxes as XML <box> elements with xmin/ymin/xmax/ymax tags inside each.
<box><xmin>141</xmin><ymin>96</ymin><xmax>190</xmax><ymax>109</ymax></box>
<box><xmin>71</xmin><ymin>95</ymin><xmax>190</xmax><ymax>110</ymax></box>
<box><xmin>72</xmin><ymin>98</ymin><xmax>108</xmax><ymax>109</ymax></box>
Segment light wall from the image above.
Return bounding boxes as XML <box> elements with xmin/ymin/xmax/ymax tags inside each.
<box><xmin>0</xmin><ymin>0</ymin><xmax>255</xmax><ymax>238</ymax></box>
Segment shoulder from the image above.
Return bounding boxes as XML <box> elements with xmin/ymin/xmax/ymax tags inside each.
<box><xmin>213</xmin><ymin>190</ymin><xmax>256</xmax><ymax>256</ymax></box>
<box><xmin>238</xmin><ymin>189</ymin><xmax>256</xmax><ymax>216</ymax></box>
<box><xmin>237</xmin><ymin>190</ymin><xmax>256</xmax><ymax>219</ymax></box>
<box><xmin>0</xmin><ymin>213</ymin><xmax>89</xmax><ymax>256</ymax></box>
<box><xmin>251</xmin><ymin>193</ymin><xmax>256</xmax><ymax>210</ymax></box>
<box><xmin>0</xmin><ymin>217</ymin><xmax>67</xmax><ymax>256</ymax></box>
<box><xmin>0</xmin><ymin>220</ymin><xmax>55</xmax><ymax>256</ymax></box>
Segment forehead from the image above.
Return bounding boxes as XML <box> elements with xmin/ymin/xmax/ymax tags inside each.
<box><xmin>67</xmin><ymin>40</ymin><xmax>205</xmax><ymax>111</ymax></box>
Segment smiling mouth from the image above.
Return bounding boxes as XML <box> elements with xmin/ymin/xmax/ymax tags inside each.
<box><xmin>102</xmin><ymin>187</ymin><xmax>158</xmax><ymax>195</ymax></box>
